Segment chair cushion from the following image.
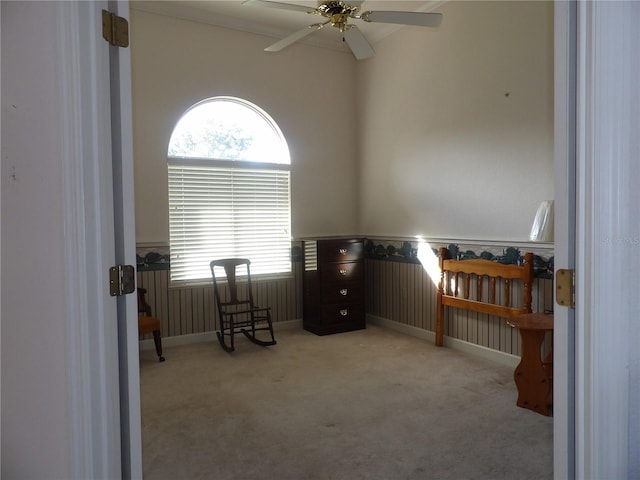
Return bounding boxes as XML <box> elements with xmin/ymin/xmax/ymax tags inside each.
<box><xmin>138</xmin><ymin>315</ymin><xmax>161</xmax><ymax>336</ymax></box>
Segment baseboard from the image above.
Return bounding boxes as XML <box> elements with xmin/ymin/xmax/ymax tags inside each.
<box><xmin>366</xmin><ymin>314</ymin><xmax>520</xmax><ymax>369</ymax></box>
<box><xmin>139</xmin><ymin>318</ymin><xmax>303</xmax><ymax>351</ymax></box>
<box><xmin>142</xmin><ymin>317</ymin><xmax>520</xmax><ymax>369</ymax></box>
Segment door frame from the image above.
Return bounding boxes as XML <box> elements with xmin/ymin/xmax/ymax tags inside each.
<box><xmin>57</xmin><ymin>1</ymin><xmax>141</xmax><ymax>477</ymax></box>
<box><xmin>108</xmin><ymin>0</ymin><xmax>143</xmax><ymax>477</ymax></box>
<box><xmin>555</xmin><ymin>1</ymin><xmax>640</xmax><ymax>478</ymax></box>
<box><xmin>553</xmin><ymin>2</ymin><xmax>576</xmax><ymax>478</ymax></box>
<box><xmin>58</xmin><ymin>2</ymin><xmax>122</xmax><ymax>476</ymax></box>
<box><xmin>572</xmin><ymin>1</ymin><xmax>639</xmax><ymax>478</ymax></box>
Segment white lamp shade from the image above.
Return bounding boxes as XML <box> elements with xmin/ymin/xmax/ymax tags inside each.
<box><xmin>529</xmin><ymin>200</ymin><xmax>554</xmax><ymax>242</ymax></box>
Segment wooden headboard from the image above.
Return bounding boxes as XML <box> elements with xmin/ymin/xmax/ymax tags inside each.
<box><xmin>435</xmin><ymin>247</ymin><xmax>533</xmax><ymax>347</ymax></box>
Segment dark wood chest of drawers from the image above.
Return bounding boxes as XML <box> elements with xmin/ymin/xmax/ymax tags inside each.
<box><xmin>302</xmin><ymin>238</ymin><xmax>366</xmax><ymax>335</ymax></box>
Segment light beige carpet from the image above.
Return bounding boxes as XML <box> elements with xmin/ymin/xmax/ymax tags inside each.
<box><xmin>140</xmin><ymin>325</ymin><xmax>553</xmax><ymax>479</ymax></box>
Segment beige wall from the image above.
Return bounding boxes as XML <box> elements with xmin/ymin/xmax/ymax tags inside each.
<box><xmin>132</xmin><ymin>1</ymin><xmax>554</xmax><ymax>244</ymax></box>
<box><xmin>357</xmin><ymin>1</ymin><xmax>554</xmax><ymax>241</ymax></box>
<box><xmin>130</xmin><ymin>9</ymin><xmax>359</xmax><ymax>243</ymax></box>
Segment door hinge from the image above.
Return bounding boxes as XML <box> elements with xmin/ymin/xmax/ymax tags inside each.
<box><xmin>102</xmin><ymin>9</ymin><xmax>129</xmax><ymax>48</ymax></box>
<box><xmin>555</xmin><ymin>268</ymin><xmax>575</xmax><ymax>309</ymax></box>
<box><xmin>109</xmin><ymin>264</ymin><xmax>135</xmax><ymax>297</ymax></box>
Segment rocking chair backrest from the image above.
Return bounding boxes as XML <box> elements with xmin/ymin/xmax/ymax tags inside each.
<box><xmin>210</xmin><ymin>258</ymin><xmax>255</xmax><ymax>312</ymax></box>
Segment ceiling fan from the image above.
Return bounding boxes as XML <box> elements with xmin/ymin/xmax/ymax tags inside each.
<box><xmin>242</xmin><ymin>0</ymin><xmax>443</xmax><ymax>60</ymax></box>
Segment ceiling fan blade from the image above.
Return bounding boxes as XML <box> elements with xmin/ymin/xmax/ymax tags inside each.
<box><xmin>343</xmin><ymin>27</ymin><xmax>374</xmax><ymax>60</ymax></box>
<box><xmin>359</xmin><ymin>11</ymin><xmax>443</xmax><ymax>27</ymax></box>
<box><xmin>242</xmin><ymin>0</ymin><xmax>318</xmax><ymax>15</ymax></box>
<box><xmin>265</xmin><ymin>23</ymin><xmax>325</xmax><ymax>52</ymax></box>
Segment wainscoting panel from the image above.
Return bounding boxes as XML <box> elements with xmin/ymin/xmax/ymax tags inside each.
<box><xmin>137</xmin><ymin>260</ymin><xmax>303</xmax><ymax>339</ymax></box>
<box><xmin>365</xmin><ymin>259</ymin><xmax>437</xmax><ymax>333</ymax></box>
<box><xmin>365</xmin><ymin>243</ymin><xmax>554</xmax><ymax>357</ymax></box>
<box><xmin>137</xmin><ymin>239</ymin><xmax>553</xmax><ymax>360</ymax></box>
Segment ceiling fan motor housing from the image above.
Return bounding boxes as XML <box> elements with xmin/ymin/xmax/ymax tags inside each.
<box><xmin>317</xmin><ymin>1</ymin><xmax>360</xmax><ymax>17</ymax></box>
<box><xmin>317</xmin><ymin>1</ymin><xmax>361</xmax><ymax>30</ymax></box>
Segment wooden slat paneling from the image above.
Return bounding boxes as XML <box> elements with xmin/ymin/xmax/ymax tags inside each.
<box><xmin>136</xmin><ymin>265</ymin><xmax>301</xmax><ymax>339</ymax></box>
<box><xmin>137</xmin><ymin>253</ymin><xmax>551</xmax><ymax>359</ymax></box>
<box><xmin>365</xmin><ymin>258</ymin><xmax>553</xmax><ymax>356</ymax></box>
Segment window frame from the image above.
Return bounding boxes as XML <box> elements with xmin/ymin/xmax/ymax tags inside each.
<box><xmin>167</xmin><ymin>97</ymin><xmax>292</xmax><ymax>286</ymax></box>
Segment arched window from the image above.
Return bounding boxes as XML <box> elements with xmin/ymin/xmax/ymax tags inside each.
<box><xmin>168</xmin><ymin>97</ymin><xmax>291</xmax><ymax>284</ymax></box>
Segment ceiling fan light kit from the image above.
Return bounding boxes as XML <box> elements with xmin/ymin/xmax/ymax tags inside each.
<box><xmin>243</xmin><ymin>0</ymin><xmax>443</xmax><ymax>60</ymax></box>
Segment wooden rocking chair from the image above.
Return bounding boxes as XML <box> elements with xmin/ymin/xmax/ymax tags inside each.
<box><xmin>210</xmin><ymin>258</ymin><xmax>277</xmax><ymax>353</ymax></box>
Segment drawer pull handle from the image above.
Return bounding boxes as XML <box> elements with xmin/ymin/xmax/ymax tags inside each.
<box><xmin>339</xmin><ymin>288</ymin><xmax>348</xmax><ymax>296</ymax></box>
<box><xmin>339</xmin><ymin>248</ymin><xmax>347</xmax><ymax>255</ymax></box>
<box><xmin>340</xmin><ymin>309</ymin><xmax>348</xmax><ymax>316</ymax></box>
<box><xmin>339</xmin><ymin>269</ymin><xmax>347</xmax><ymax>276</ymax></box>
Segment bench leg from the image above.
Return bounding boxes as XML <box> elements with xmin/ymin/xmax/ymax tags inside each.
<box><xmin>152</xmin><ymin>330</ymin><xmax>165</xmax><ymax>362</ymax></box>
<box><xmin>514</xmin><ymin>330</ymin><xmax>552</xmax><ymax>416</ymax></box>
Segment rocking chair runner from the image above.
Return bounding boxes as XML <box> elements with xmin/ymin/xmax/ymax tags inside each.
<box><xmin>210</xmin><ymin>258</ymin><xmax>277</xmax><ymax>352</ymax></box>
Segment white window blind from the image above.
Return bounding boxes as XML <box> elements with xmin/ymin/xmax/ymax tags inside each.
<box><xmin>168</xmin><ymin>161</ymin><xmax>291</xmax><ymax>284</ymax></box>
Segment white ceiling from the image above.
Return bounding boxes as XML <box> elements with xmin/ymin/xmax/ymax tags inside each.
<box><xmin>130</xmin><ymin>1</ymin><xmax>444</xmax><ymax>53</ymax></box>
